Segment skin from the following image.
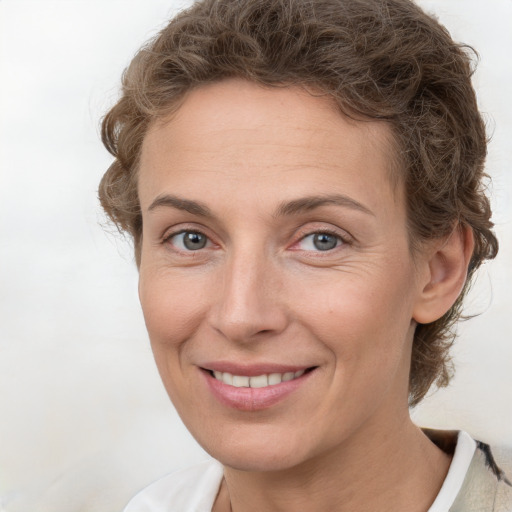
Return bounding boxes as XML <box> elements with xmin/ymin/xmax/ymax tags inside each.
<box><xmin>137</xmin><ymin>79</ymin><xmax>472</xmax><ymax>512</ymax></box>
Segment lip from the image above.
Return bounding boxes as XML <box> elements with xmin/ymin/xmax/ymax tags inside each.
<box><xmin>200</xmin><ymin>363</ymin><xmax>316</xmax><ymax>412</ymax></box>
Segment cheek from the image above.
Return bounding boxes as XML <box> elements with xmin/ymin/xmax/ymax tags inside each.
<box><xmin>138</xmin><ymin>270</ymin><xmax>210</xmax><ymax>410</ymax></box>
<box><xmin>293</xmin><ymin>264</ymin><xmax>416</xmax><ymax>377</ymax></box>
<box><xmin>298</xmin><ymin>284</ymin><xmax>415</xmax><ymax>430</ymax></box>
<box><xmin>139</xmin><ymin>268</ymin><xmax>210</xmax><ymax>346</ymax></box>
<box><xmin>137</xmin><ymin>268</ymin><xmax>212</xmax><ymax>403</ymax></box>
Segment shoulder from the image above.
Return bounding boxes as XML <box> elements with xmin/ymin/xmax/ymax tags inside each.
<box><xmin>492</xmin><ymin>444</ymin><xmax>512</xmax><ymax>482</ymax></box>
<box><xmin>123</xmin><ymin>459</ymin><xmax>224</xmax><ymax>512</ymax></box>
<box><xmin>484</xmin><ymin>443</ymin><xmax>512</xmax><ymax>511</ymax></box>
<box><xmin>452</xmin><ymin>439</ymin><xmax>512</xmax><ymax>512</ymax></box>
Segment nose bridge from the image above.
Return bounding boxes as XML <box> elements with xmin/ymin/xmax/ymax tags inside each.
<box><xmin>209</xmin><ymin>242</ymin><xmax>286</xmax><ymax>342</ymax></box>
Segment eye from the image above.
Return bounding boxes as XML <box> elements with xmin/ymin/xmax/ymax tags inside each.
<box><xmin>168</xmin><ymin>231</ymin><xmax>210</xmax><ymax>251</ymax></box>
<box><xmin>296</xmin><ymin>232</ymin><xmax>343</xmax><ymax>252</ymax></box>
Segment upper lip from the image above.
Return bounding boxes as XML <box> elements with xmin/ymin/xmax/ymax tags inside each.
<box><xmin>199</xmin><ymin>361</ymin><xmax>315</xmax><ymax>376</ymax></box>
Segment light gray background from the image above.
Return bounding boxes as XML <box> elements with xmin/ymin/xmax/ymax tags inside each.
<box><xmin>0</xmin><ymin>1</ymin><xmax>511</xmax><ymax>511</ymax></box>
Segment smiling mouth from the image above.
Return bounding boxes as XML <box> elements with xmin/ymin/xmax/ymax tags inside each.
<box><xmin>205</xmin><ymin>368</ymin><xmax>317</xmax><ymax>388</ymax></box>
<box><xmin>201</xmin><ymin>366</ymin><xmax>318</xmax><ymax>411</ymax></box>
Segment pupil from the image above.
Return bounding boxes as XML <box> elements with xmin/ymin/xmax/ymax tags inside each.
<box><xmin>184</xmin><ymin>232</ymin><xmax>207</xmax><ymax>250</ymax></box>
<box><xmin>313</xmin><ymin>233</ymin><xmax>337</xmax><ymax>251</ymax></box>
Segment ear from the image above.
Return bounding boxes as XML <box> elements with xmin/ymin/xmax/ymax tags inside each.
<box><xmin>413</xmin><ymin>224</ymin><xmax>474</xmax><ymax>324</ymax></box>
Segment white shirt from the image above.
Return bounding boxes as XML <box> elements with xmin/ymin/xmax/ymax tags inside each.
<box><xmin>427</xmin><ymin>431</ymin><xmax>476</xmax><ymax>512</ymax></box>
<box><xmin>124</xmin><ymin>431</ymin><xmax>476</xmax><ymax>512</ymax></box>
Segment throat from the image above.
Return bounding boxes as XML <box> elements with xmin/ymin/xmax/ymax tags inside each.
<box><xmin>214</xmin><ymin>424</ymin><xmax>453</xmax><ymax>512</ymax></box>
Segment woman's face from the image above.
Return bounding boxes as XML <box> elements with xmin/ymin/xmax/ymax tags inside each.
<box><xmin>137</xmin><ymin>79</ymin><xmax>430</xmax><ymax>471</ymax></box>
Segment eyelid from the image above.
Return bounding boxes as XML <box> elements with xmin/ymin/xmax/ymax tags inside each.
<box><xmin>162</xmin><ymin>222</ymin><xmax>209</xmax><ymax>241</ymax></box>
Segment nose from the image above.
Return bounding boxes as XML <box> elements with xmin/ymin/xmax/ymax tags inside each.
<box><xmin>208</xmin><ymin>248</ymin><xmax>288</xmax><ymax>343</ymax></box>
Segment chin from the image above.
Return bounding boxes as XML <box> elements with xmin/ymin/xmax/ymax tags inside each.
<box><xmin>192</xmin><ymin>424</ymin><xmax>320</xmax><ymax>473</ymax></box>
<box><xmin>213</xmin><ymin>446</ymin><xmax>306</xmax><ymax>473</ymax></box>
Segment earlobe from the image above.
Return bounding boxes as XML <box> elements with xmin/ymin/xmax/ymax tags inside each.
<box><xmin>412</xmin><ymin>225</ymin><xmax>474</xmax><ymax>324</ymax></box>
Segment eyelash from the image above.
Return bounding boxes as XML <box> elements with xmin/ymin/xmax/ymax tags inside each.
<box><xmin>162</xmin><ymin>227</ymin><xmax>351</xmax><ymax>254</ymax></box>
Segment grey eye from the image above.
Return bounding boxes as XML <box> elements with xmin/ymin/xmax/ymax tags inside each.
<box><xmin>171</xmin><ymin>231</ymin><xmax>209</xmax><ymax>251</ymax></box>
<box><xmin>296</xmin><ymin>232</ymin><xmax>342</xmax><ymax>252</ymax></box>
<box><xmin>183</xmin><ymin>232</ymin><xmax>207</xmax><ymax>250</ymax></box>
<box><xmin>312</xmin><ymin>233</ymin><xmax>339</xmax><ymax>251</ymax></box>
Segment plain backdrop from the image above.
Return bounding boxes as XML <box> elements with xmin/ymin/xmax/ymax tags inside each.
<box><xmin>0</xmin><ymin>1</ymin><xmax>511</xmax><ymax>511</ymax></box>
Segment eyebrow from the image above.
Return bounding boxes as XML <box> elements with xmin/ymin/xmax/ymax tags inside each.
<box><xmin>148</xmin><ymin>195</ymin><xmax>213</xmax><ymax>217</ymax></box>
<box><xmin>275</xmin><ymin>194</ymin><xmax>374</xmax><ymax>217</ymax></box>
<box><xmin>147</xmin><ymin>193</ymin><xmax>374</xmax><ymax>218</ymax></box>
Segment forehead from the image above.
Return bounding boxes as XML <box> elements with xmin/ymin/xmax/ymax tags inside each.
<box><xmin>138</xmin><ymin>79</ymin><xmax>401</xmax><ymax>212</ymax></box>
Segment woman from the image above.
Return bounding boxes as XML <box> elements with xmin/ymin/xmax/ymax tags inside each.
<box><xmin>99</xmin><ymin>0</ymin><xmax>512</xmax><ymax>510</ymax></box>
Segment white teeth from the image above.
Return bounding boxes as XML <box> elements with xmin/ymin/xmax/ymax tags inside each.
<box><xmin>249</xmin><ymin>374</ymin><xmax>269</xmax><ymax>388</ymax></box>
<box><xmin>268</xmin><ymin>373</ymin><xmax>283</xmax><ymax>385</ymax></box>
<box><xmin>222</xmin><ymin>372</ymin><xmax>233</xmax><ymax>385</ymax></box>
<box><xmin>232</xmin><ymin>375</ymin><xmax>250</xmax><ymax>387</ymax></box>
<box><xmin>211</xmin><ymin>369</ymin><xmax>309</xmax><ymax>388</ymax></box>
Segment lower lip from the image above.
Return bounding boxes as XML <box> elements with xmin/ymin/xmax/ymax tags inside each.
<box><xmin>202</xmin><ymin>369</ymin><xmax>314</xmax><ymax>411</ymax></box>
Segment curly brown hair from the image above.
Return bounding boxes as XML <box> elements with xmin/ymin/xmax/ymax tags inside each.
<box><xmin>99</xmin><ymin>0</ymin><xmax>498</xmax><ymax>406</ymax></box>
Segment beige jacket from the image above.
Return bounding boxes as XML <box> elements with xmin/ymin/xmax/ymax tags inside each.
<box><xmin>451</xmin><ymin>441</ymin><xmax>512</xmax><ymax>511</ymax></box>
<box><xmin>425</xmin><ymin>429</ymin><xmax>512</xmax><ymax>511</ymax></box>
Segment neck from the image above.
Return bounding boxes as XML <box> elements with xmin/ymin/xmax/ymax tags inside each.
<box><xmin>215</xmin><ymin>414</ymin><xmax>451</xmax><ymax>512</ymax></box>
